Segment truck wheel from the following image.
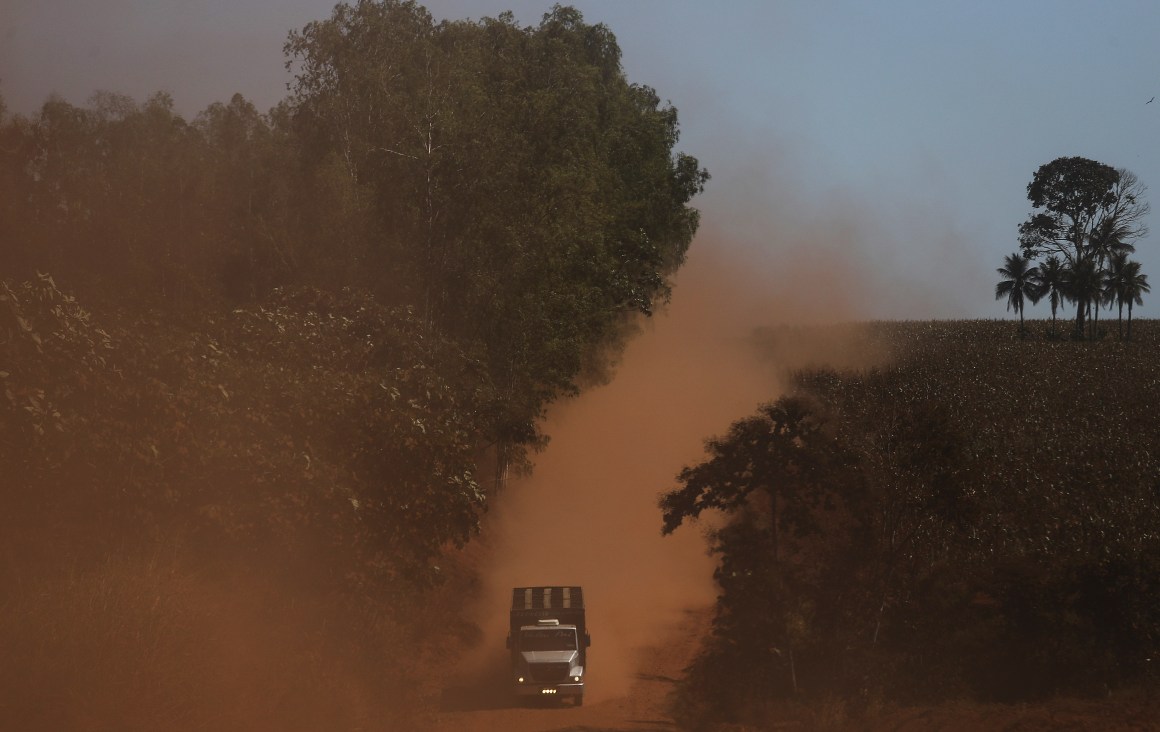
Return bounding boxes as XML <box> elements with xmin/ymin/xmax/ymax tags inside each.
<box><xmin>575</xmin><ymin>694</ymin><xmax>584</xmax><ymax>707</ymax></box>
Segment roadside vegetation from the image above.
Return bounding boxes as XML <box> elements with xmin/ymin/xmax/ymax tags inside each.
<box><xmin>0</xmin><ymin>3</ymin><xmax>705</xmax><ymax>729</ymax></box>
<box><xmin>664</xmin><ymin>319</ymin><xmax>1160</xmax><ymax>729</ymax></box>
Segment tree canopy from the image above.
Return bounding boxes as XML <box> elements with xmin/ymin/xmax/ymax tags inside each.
<box><xmin>283</xmin><ymin>2</ymin><xmax>709</xmax><ymax>475</ymax></box>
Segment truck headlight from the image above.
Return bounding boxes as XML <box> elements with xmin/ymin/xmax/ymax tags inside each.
<box><xmin>517</xmin><ymin>677</ymin><xmax>525</xmax><ymax>683</ymax></box>
<box><xmin>573</xmin><ymin>675</ymin><xmax>581</xmax><ymax>681</ymax></box>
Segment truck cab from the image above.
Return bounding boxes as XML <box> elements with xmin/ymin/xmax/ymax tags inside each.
<box><xmin>507</xmin><ymin>586</ymin><xmax>590</xmax><ymax>705</ymax></box>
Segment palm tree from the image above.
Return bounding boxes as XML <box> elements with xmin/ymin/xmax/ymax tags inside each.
<box><xmin>1103</xmin><ymin>251</ymin><xmax>1130</xmax><ymax>339</ymax></box>
<box><xmin>1090</xmin><ymin>218</ymin><xmax>1137</xmax><ymax>339</ymax></box>
<box><xmin>1063</xmin><ymin>258</ymin><xmax>1102</xmax><ymax>340</ymax></box>
<box><xmin>1122</xmin><ymin>260</ymin><xmax>1150</xmax><ymax>341</ymax></box>
<box><xmin>1033</xmin><ymin>255</ymin><xmax>1067</xmax><ymax>336</ymax></box>
<box><xmin>995</xmin><ymin>253</ymin><xmax>1040</xmax><ymax>336</ymax></box>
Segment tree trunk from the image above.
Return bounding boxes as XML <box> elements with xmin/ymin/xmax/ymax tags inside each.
<box><xmin>789</xmin><ymin>647</ymin><xmax>798</xmax><ymax>695</ymax></box>
<box><xmin>1074</xmin><ymin>299</ymin><xmax>1086</xmax><ymax>339</ymax></box>
<box><xmin>770</xmin><ymin>490</ymin><xmax>780</xmax><ymax>566</ymax></box>
<box><xmin>494</xmin><ymin>440</ymin><xmax>509</xmax><ymax>493</ymax></box>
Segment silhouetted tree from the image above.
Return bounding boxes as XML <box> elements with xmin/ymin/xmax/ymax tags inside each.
<box><xmin>1122</xmin><ymin>260</ymin><xmax>1150</xmax><ymax>341</ymax></box>
<box><xmin>995</xmin><ymin>253</ymin><xmax>1040</xmax><ymax>335</ymax></box>
<box><xmin>1103</xmin><ymin>251</ymin><xmax>1130</xmax><ymax>339</ymax></box>
<box><xmin>1063</xmin><ymin>259</ymin><xmax>1103</xmax><ymax>340</ymax></box>
<box><xmin>1032</xmin><ymin>255</ymin><xmax>1067</xmax><ymax>336</ymax></box>
<box><xmin>1018</xmin><ymin>157</ymin><xmax>1149</xmax><ymax>337</ymax></box>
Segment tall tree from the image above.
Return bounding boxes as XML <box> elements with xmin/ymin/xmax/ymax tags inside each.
<box><xmin>284</xmin><ymin>2</ymin><xmax>708</xmax><ymax>486</ymax></box>
<box><xmin>1017</xmin><ymin>157</ymin><xmax>1149</xmax><ymax>337</ymax></box>
<box><xmin>995</xmin><ymin>253</ymin><xmax>1040</xmax><ymax>335</ymax></box>
<box><xmin>1033</xmin><ymin>255</ymin><xmax>1067</xmax><ymax>336</ymax></box>
<box><xmin>1063</xmin><ymin>258</ymin><xmax>1104</xmax><ymax>340</ymax></box>
<box><xmin>1103</xmin><ymin>251</ymin><xmax>1130</xmax><ymax>339</ymax></box>
<box><xmin>1122</xmin><ymin>260</ymin><xmax>1150</xmax><ymax>341</ymax></box>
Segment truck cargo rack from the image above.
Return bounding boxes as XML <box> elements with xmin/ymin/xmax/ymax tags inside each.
<box><xmin>511</xmin><ymin>586</ymin><xmax>584</xmax><ymax>611</ymax></box>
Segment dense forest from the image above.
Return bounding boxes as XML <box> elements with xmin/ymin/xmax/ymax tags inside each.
<box><xmin>0</xmin><ymin>3</ymin><xmax>706</xmax><ymax>729</ymax></box>
<box><xmin>664</xmin><ymin>320</ymin><xmax>1160</xmax><ymax>729</ymax></box>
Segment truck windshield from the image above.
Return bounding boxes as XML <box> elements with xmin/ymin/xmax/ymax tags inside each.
<box><xmin>519</xmin><ymin>627</ymin><xmax>577</xmax><ymax>651</ymax></box>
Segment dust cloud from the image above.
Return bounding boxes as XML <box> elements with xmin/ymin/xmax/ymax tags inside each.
<box><xmin>453</xmin><ymin>228</ymin><xmax>888</xmax><ymax>703</ymax></box>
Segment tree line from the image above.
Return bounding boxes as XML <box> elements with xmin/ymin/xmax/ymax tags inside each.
<box><xmin>996</xmin><ymin>156</ymin><xmax>1150</xmax><ymax>339</ymax></box>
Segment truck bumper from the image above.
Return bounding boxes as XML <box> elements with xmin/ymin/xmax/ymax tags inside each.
<box><xmin>514</xmin><ymin>682</ymin><xmax>584</xmax><ymax>698</ymax></box>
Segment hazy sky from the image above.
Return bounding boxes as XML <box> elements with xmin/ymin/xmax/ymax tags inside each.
<box><xmin>4</xmin><ymin>1</ymin><xmax>1159</xmax><ymax>319</ymax></box>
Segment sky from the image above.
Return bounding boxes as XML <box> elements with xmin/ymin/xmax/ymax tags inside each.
<box><xmin>4</xmin><ymin>0</ymin><xmax>1159</xmax><ymax>319</ymax></box>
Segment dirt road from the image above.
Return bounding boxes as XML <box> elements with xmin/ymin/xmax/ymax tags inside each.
<box><xmin>427</xmin><ymin>605</ymin><xmax>710</xmax><ymax>732</ymax></box>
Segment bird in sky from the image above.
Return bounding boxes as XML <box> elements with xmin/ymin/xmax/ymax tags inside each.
<box><xmin>1148</xmin><ymin>96</ymin><xmax>1155</xmax><ymax>104</ymax></box>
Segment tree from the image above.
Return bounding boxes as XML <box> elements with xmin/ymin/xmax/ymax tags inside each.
<box><xmin>1121</xmin><ymin>260</ymin><xmax>1150</xmax><ymax>341</ymax></box>
<box><xmin>1018</xmin><ymin>157</ymin><xmax>1150</xmax><ymax>337</ymax></box>
<box><xmin>3</xmin><ymin>91</ymin><xmax>227</xmax><ymax>307</ymax></box>
<box><xmin>284</xmin><ymin>2</ymin><xmax>708</xmax><ymax>486</ymax></box>
<box><xmin>1103</xmin><ymin>251</ymin><xmax>1130</xmax><ymax>339</ymax></box>
<box><xmin>1033</xmin><ymin>255</ymin><xmax>1067</xmax><ymax>336</ymax></box>
<box><xmin>1063</xmin><ymin>258</ymin><xmax>1103</xmax><ymax>340</ymax></box>
<box><xmin>660</xmin><ymin>396</ymin><xmax>847</xmax><ymax>696</ymax></box>
<box><xmin>660</xmin><ymin>396</ymin><xmax>834</xmax><ymax>547</ymax></box>
<box><xmin>995</xmin><ymin>253</ymin><xmax>1040</xmax><ymax>335</ymax></box>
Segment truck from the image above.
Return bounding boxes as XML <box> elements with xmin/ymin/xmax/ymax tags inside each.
<box><xmin>507</xmin><ymin>586</ymin><xmax>590</xmax><ymax>706</ymax></box>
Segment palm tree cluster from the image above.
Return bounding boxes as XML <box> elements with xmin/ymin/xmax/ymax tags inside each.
<box><xmin>996</xmin><ymin>251</ymin><xmax>1150</xmax><ymax>339</ymax></box>
<box><xmin>1011</xmin><ymin>158</ymin><xmax>1152</xmax><ymax>339</ymax></box>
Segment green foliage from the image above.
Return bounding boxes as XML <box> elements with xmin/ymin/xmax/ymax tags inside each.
<box><xmin>284</xmin><ymin>1</ymin><xmax>708</xmax><ymax>461</ymax></box>
<box><xmin>667</xmin><ymin>321</ymin><xmax>1160</xmax><ymax>727</ymax></box>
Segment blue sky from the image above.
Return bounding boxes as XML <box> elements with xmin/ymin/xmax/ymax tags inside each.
<box><xmin>4</xmin><ymin>1</ymin><xmax>1159</xmax><ymax>319</ymax></box>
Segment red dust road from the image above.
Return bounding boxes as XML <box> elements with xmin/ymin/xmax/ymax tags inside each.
<box><xmin>427</xmin><ymin>606</ymin><xmax>710</xmax><ymax>732</ymax></box>
<box><xmin>422</xmin><ymin>243</ymin><xmax>874</xmax><ymax>731</ymax></box>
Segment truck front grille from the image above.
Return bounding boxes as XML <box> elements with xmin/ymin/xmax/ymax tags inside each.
<box><xmin>529</xmin><ymin>662</ymin><xmax>570</xmax><ymax>683</ymax></box>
